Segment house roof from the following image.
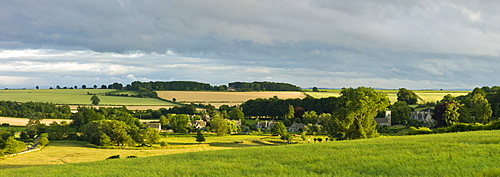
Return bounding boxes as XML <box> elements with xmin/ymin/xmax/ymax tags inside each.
<box><xmin>374</xmin><ymin>118</ymin><xmax>389</xmax><ymax>123</ymax></box>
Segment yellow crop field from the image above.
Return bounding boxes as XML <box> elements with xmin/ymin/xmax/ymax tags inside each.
<box><xmin>0</xmin><ymin>117</ymin><xmax>72</xmax><ymax>126</ymax></box>
<box><xmin>0</xmin><ymin>140</ymin><xmax>228</xmax><ymax>169</ymax></box>
<box><xmin>157</xmin><ymin>91</ymin><xmax>307</xmax><ymax>107</ymax></box>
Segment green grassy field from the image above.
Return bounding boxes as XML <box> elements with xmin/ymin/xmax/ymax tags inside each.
<box><xmin>0</xmin><ymin>89</ymin><xmax>178</xmax><ymax>106</ymax></box>
<box><xmin>304</xmin><ymin>89</ymin><xmax>470</xmax><ymax>104</ymax></box>
<box><xmin>2</xmin><ymin>130</ymin><xmax>499</xmax><ymax>176</ymax></box>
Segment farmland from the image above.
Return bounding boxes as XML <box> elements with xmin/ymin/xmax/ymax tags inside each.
<box><xmin>0</xmin><ymin>134</ymin><xmax>305</xmax><ymax>169</ymax></box>
<box><xmin>0</xmin><ymin>89</ymin><xmax>179</xmax><ymax>109</ymax></box>
<box><xmin>304</xmin><ymin>89</ymin><xmax>470</xmax><ymax>104</ymax></box>
<box><xmin>157</xmin><ymin>91</ymin><xmax>307</xmax><ymax>107</ymax></box>
<box><xmin>1</xmin><ymin>130</ymin><xmax>499</xmax><ymax>176</ymax></box>
<box><xmin>0</xmin><ymin>117</ymin><xmax>71</xmax><ymax>126</ymax></box>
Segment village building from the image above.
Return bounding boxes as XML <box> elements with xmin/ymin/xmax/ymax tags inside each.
<box><xmin>256</xmin><ymin>120</ymin><xmax>276</xmax><ymax>130</ymax></box>
<box><xmin>190</xmin><ymin>120</ymin><xmax>207</xmax><ymax>130</ymax></box>
<box><xmin>145</xmin><ymin>122</ymin><xmax>162</xmax><ymax>131</ymax></box>
<box><xmin>374</xmin><ymin>111</ymin><xmax>392</xmax><ymax>127</ymax></box>
<box><xmin>287</xmin><ymin>123</ymin><xmax>305</xmax><ymax>132</ymax></box>
<box><xmin>410</xmin><ymin>108</ymin><xmax>434</xmax><ymax>123</ymax></box>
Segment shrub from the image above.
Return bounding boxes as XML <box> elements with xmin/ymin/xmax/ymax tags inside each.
<box><xmin>300</xmin><ymin>132</ymin><xmax>306</xmax><ymax>141</ymax></box>
<box><xmin>20</xmin><ymin>131</ymin><xmax>29</xmax><ymax>140</ymax></box>
<box><xmin>160</xmin><ymin>141</ymin><xmax>168</xmax><ymax>147</ymax></box>
<box><xmin>3</xmin><ymin>136</ymin><xmax>25</xmax><ymax>154</ymax></box>
<box><xmin>39</xmin><ymin>137</ymin><xmax>49</xmax><ymax>147</ymax></box>
<box><xmin>99</xmin><ymin>133</ymin><xmax>113</xmax><ymax>147</ymax></box>
<box><xmin>408</xmin><ymin>127</ymin><xmax>433</xmax><ymax>135</ymax></box>
<box><xmin>107</xmin><ymin>155</ymin><xmax>120</xmax><ymax>159</ymax></box>
<box><xmin>126</xmin><ymin>156</ymin><xmax>138</xmax><ymax>158</ymax></box>
<box><xmin>2</xmin><ymin>132</ymin><xmax>13</xmax><ymax>140</ymax></box>
<box><xmin>487</xmin><ymin>120</ymin><xmax>500</xmax><ymax>130</ymax></box>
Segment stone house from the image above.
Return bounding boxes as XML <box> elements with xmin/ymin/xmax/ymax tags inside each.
<box><xmin>374</xmin><ymin>111</ymin><xmax>392</xmax><ymax>127</ymax></box>
<box><xmin>410</xmin><ymin>108</ymin><xmax>434</xmax><ymax>123</ymax></box>
<box><xmin>256</xmin><ymin>120</ymin><xmax>276</xmax><ymax>130</ymax></box>
<box><xmin>146</xmin><ymin>122</ymin><xmax>162</xmax><ymax>131</ymax></box>
<box><xmin>287</xmin><ymin>123</ymin><xmax>305</xmax><ymax>132</ymax></box>
<box><xmin>190</xmin><ymin>120</ymin><xmax>207</xmax><ymax>130</ymax></box>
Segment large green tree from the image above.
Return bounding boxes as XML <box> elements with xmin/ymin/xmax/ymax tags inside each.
<box><xmin>228</xmin><ymin>107</ymin><xmax>244</xmax><ymax>120</ymax></box>
<box><xmin>2</xmin><ymin>136</ymin><xmax>25</xmax><ymax>154</ymax></box>
<box><xmin>90</xmin><ymin>95</ymin><xmax>100</xmax><ymax>105</ymax></box>
<box><xmin>196</xmin><ymin>131</ymin><xmax>205</xmax><ymax>143</ymax></box>
<box><xmin>463</xmin><ymin>88</ymin><xmax>492</xmax><ymax>123</ymax></box>
<box><xmin>210</xmin><ymin>116</ymin><xmax>229</xmax><ymax>136</ymax></box>
<box><xmin>443</xmin><ymin>102</ymin><xmax>460</xmax><ymax>126</ymax></box>
<box><xmin>271</xmin><ymin>122</ymin><xmax>287</xmax><ymax>136</ymax></box>
<box><xmin>170</xmin><ymin>114</ymin><xmax>190</xmax><ymax>133</ymax></box>
<box><xmin>397</xmin><ymin>88</ymin><xmax>420</xmax><ymax>105</ymax></box>
<box><xmin>81</xmin><ymin>120</ymin><xmax>134</xmax><ymax>146</ymax></box>
<box><xmin>327</xmin><ymin>87</ymin><xmax>390</xmax><ymax>140</ymax></box>
<box><xmin>390</xmin><ymin>101</ymin><xmax>412</xmax><ymax>124</ymax></box>
<box><xmin>142</xmin><ymin>127</ymin><xmax>160</xmax><ymax>146</ymax></box>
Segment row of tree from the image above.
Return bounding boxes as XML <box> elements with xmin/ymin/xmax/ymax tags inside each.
<box><xmin>389</xmin><ymin>87</ymin><xmax>500</xmax><ymax>128</ymax></box>
<box><xmin>241</xmin><ymin>97</ymin><xmax>338</xmax><ymax>119</ymax></box>
<box><xmin>25</xmin><ymin>106</ymin><xmax>160</xmax><ymax>147</ymax></box>
<box><xmin>228</xmin><ymin>81</ymin><xmax>301</xmax><ymax>91</ymax></box>
<box><xmin>0</xmin><ymin>101</ymin><xmax>71</xmax><ymax>119</ymax></box>
<box><xmin>432</xmin><ymin>88</ymin><xmax>493</xmax><ymax>127</ymax></box>
<box><xmin>41</xmin><ymin>80</ymin><xmax>301</xmax><ymax>94</ymax></box>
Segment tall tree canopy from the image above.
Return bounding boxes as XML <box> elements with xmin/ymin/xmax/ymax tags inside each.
<box><xmin>397</xmin><ymin>88</ymin><xmax>420</xmax><ymax>105</ymax></box>
<box><xmin>90</xmin><ymin>95</ymin><xmax>100</xmax><ymax>105</ymax></box>
<box><xmin>327</xmin><ymin>87</ymin><xmax>390</xmax><ymax>140</ymax></box>
<box><xmin>462</xmin><ymin>88</ymin><xmax>492</xmax><ymax>123</ymax></box>
<box><xmin>390</xmin><ymin>101</ymin><xmax>412</xmax><ymax>124</ymax></box>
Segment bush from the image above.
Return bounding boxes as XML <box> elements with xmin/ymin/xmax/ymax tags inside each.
<box><xmin>2</xmin><ymin>132</ymin><xmax>13</xmax><ymax>141</ymax></box>
<box><xmin>487</xmin><ymin>120</ymin><xmax>500</xmax><ymax>130</ymax></box>
<box><xmin>300</xmin><ymin>132</ymin><xmax>306</xmax><ymax>141</ymax></box>
<box><xmin>107</xmin><ymin>155</ymin><xmax>120</xmax><ymax>159</ymax></box>
<box><xmin>408</xmin><ymin>127</ymin><xmax>433</xmax><ymax>135</ymax></box>
<box><xmin>160</xmin><ymin>141</ymin><xmax>168</xmax><ymax>147</ymax></box>
<box><xmin>126</xmin><ymin>155</ymin><xmax>138</xmax><ymax>158</ymax></box>
<box><xmin>434</xmin><ymin>120</ymin><xmax>500</xmax><ymax>133</ymax></box>
<box><xmin>20</xmin><ymin>131</ymin><xmax>29</xmax><ymax>140</ymax></box>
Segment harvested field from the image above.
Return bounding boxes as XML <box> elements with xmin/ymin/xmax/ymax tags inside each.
<box><xmin>0</xmin><ymin>117</ymin><xmax>72</xmax><ymax>126</ymax></box>
<box><xmin>157</xmin><ymin>91</ymin><xmax>306</xmax><ymax>107</ymax></box>
<box><xmin>67</xmin><ymin>105</ymin><xmax>176</xmax><ymax>111</ymax></box>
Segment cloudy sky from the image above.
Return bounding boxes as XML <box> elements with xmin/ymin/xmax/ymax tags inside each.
<box><xmin>1</xmin><ymin>0</ymin><xmax>499</xmax><ymax>89</ymax></box>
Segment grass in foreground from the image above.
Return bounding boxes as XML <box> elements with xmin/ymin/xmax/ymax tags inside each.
<box><xmin>2</xmin><ymin>131</ymin><xmax>500</xmax><ymax>176</ymax></box>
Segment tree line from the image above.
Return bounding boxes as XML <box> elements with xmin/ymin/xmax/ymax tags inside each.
<box><xmin>228</xmin><ymin>81</ymin><xmax>301</xmax><ymax>91</ymax></box>
<box><xmin>388</xmin><ymin>87</ymin><xmax>500</xmax><ymax>128</ymax></box>
<box><xmin>241</xmin><ymin>96</ymin><xmax>338</xmax><ymax>119</ymax></box>
<box><xmin>39</xmin><ymin>81</ymin><xmax>302</xmax><ymax>98</ymax></box>
<box><xmin>0</xmin><ymin>101</ymin><xmax>71</xmax><ymax>119</ymax></box>
<box><xmin>24</xmin><ymin>106</ymin><xmax>160</xmax><ymax>147</ymax></box>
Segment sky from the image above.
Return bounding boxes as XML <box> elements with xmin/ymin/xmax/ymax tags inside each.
<box><xmin>1</xmin><ymin>0</ymin><xmax>499</xmax><ymax>90</ymax></box>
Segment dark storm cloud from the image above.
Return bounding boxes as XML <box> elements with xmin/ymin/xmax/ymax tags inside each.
<box><xmin>1</xmin><ymin>0</ymin><xmax>499</xmax><ymax>89</ymax></box>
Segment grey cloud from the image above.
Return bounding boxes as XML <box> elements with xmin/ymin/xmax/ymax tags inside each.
<box><xmin>1</xmin><ymin>1</ymin><xmax>500</xmax><ymax>89</ymax></box>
